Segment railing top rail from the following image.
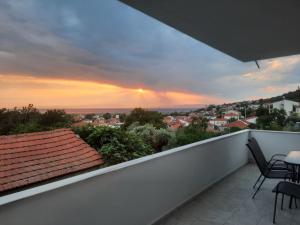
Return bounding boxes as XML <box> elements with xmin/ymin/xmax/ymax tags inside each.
<box><xmin>0</xmin><ymin>129</ymin><xmax>250</xmax><ymax>206</ymax></box>
<box><xmin>3</xmin><ymin>129</ymin><xmax>300</xmax><ymax>206</ymax></box>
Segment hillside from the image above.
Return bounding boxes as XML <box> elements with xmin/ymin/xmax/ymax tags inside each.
<box><xmin>263</xmin><ymin>88</ymin><xmax>300</xmax><ymax>103</ymax></box>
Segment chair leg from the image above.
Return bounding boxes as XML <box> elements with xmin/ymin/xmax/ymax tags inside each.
<box><xmin>289</xmin><ymin>196</ymin><xmax>293</xmax><ymax>209</ymax></box>
<box><xmin>281</xmin><ymin>194</ymin><xmax>284</xmax><ymax>210</ymax></box>
<box><xmin>273</xmin><ymin>193</ymin><xmax>278</xmax><ymax>224</ymax></box>
<box><xmin>253</xmin><ymin>173</ymin><xmax>263</xmax><ymax>189</ymax></box>
<box><xmin>295</xmin><ymin>198</ymin><xmax>298</xmax><ymax>208</ymax></box>
<box><xmin>252</xmin><ymin>177</ymin><xmax>266</xmax><ymax>199</ymax></box>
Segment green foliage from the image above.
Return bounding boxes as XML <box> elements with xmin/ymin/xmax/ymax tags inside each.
<box><xmin>228</xmin><ymin>118</ymin><xmax>237</xmax><ymax>123</ymax></box>
<box><xmin>100</xmin><ymin>133</ymin><xmax>153</xmax><ymax>165</ymax></box>
<box><xmin>74</xmin><ymin>126</ymin><xmax>154</xmax><ymax>166</ymax></box>
<box><xmin>124</xmin><ymin>108</ymin><xmax>165</xmax><ymax>129</ymax></box>
<box><xmin>84</xmin><ymin>113</ymin><xmax>95</xmax><ymax>120</ymax></box>
<box><xmin>103</xmin><ymin>113</ymin><xmax>112</xmax><ymax>120</ymax></box>
<box><xmin>175</xmin><ymin>125</ymin><xmax>216</xmax><ymax>146</ymax></box>
<box><xmin>0</xmin><ymin>105</ymin><xmax>74</xmax><ymax>135</ymax></box>
<box><xmin>118</xmin><ymin>113</ymin><xmax>126</xmax><ymax>122</ymax></box>
<box><xmin>40</xmin><ymin>109</ymin><xmax>73</xmax><ymax>128</ymax></box>
<box><xmin>71</xmin><ymin>124</ymin><xmax>95</xmax><ymax>140</ymax></box>
<box><xmin>128</xmin><ymin>123</ymin><xmax>174</xmax><ymax>152</ymax></box>
<box><xmin>225</xmin><ymin>127</ymin><xmax>242</xmax><ymax>133</ymax></box>
<box><xmin>256</xmin><ymin>108</ymin><xmax>286</xmax><ymax>130</ymax></box>
<box><xmin>189</xmin><ymin>117</ymin><xmax>208</xmax><ymax>131</ymax></box>
<box><xmin>267</xmin><ymin>89</ymin><xmax>300</xmax><ymax>103</ymax></box>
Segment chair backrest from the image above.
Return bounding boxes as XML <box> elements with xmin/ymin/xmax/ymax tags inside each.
<box><xmin>246</xmin><ymin>137</ymin><xmax>268</xmax><ymax>174</ymax></box>
<box><xmin>276</xmin><ymin>181</ymin><xmax>300</xmax><ymax>199</ymax></box>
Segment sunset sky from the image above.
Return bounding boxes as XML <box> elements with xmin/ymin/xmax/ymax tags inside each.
<box><xmin>0</xmin><ymin>0</ymin><xmax>300</xmax><ymax>109</ymax></box>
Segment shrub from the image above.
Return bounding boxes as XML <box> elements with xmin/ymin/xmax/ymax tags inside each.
<box><xmin>75</xmin><ymin>126</ymin><xmax>154</xmax><ymax>166</ymax></box>
<box><xmin>128</xmin><ymin>123</ymin><xmax>174</xmax><ymax>152</ymax></box>
<box><xmin>124</xmin><ymin>108</ymin><xmax>165</xmax><ymax>129</ymax></box>
<box><xmin>175</xmin><ymin>126</ymin><xmax>216</xmax><ymax>146</ymax></box>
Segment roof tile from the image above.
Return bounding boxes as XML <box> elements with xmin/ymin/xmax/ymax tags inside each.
<box><xmin>0</xmin><ymin>129</ymin><xmax>103</xmax><ymax>192</ymax></box>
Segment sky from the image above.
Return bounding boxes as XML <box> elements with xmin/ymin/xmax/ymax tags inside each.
<box><xmin>0</xmin><ymin>0</ymin><xmax>299</xmax><ymax>109</ymax></box>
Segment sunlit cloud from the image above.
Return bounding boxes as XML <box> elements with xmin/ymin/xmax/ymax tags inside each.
<box><xmin>242</xmin><ymin>56</ymin><xmax>300</xmax><ymax>81</ymax></box>
<box><xmin>261</xmin><ymin>84</ymin><xmax>300</xmax><ymax>94</ymax></box>
<box><xmin>0</xmin><ymin>75</ymin><xmax>227</xmax><ymax>108</ymax></box>
<box><xmin>0</xmin><ymin>0</ymin><xmax>300</xmax><ymax>107</ymax></box>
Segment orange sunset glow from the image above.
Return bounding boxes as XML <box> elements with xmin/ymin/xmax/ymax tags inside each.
<box><xmin>0</xmin><ymin>75</ymin><xmax>226</xmax><ymax>108</ymax></box>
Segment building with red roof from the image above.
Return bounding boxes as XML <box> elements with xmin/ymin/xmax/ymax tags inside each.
<box><xmin>224</xmin><ymin>113</ymin><xmax>239</xmax><ymax>120</ymax></box>
<box><xmin>225</xmin><ymin>120</ymin><xmax>249</xmax><ymax>129</ymax></box>
<box><xmin>0</xmin><ymin>128</ymin><xmax>103</xmax><ymax>193</ymax></box>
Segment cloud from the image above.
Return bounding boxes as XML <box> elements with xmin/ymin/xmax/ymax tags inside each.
<box><xmin>0</xmin><ymin>51</ymin><xmax>15</xmax><ymax>58</ymax></box>
<box><xmin>0</xmin><ymin>75</ymin><xmax>226</xmax><ymax>108</ymax></box>
<box><xmin>0</xmin><ymin>0</ymin><xmax>300</xmax><ymax>107</ymax></box>
<box><xmin>61</xmin><ymin>8</ymin><xmax>81</xmax><ymax>28</ymax></box>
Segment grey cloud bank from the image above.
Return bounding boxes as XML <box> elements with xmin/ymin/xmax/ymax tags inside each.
<box><xmin>0</xmin><ymin>0</ymin><xmax>299</xmax><ymax>101</ymax></box>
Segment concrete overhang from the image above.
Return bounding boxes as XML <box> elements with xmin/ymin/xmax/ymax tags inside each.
<box><xmin>120</xmin><ymin>0</ymin><xmax>300</xmax><ymax>62</ymax></box>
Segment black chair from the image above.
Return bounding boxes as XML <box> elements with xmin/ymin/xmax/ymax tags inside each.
<box><xmin>248</xmin><ymin>138</ymin><xmax>288</xmax><ymax>189</ymax></box>
<box><xmin>246</xmin><ymin>138</ymin><xmax>291</xmax><ymax>199</ymax></box>
<box><xmin>272</xmin><ymin>181</ymin><xmax>300</xmax><ymax>224</ymax></box>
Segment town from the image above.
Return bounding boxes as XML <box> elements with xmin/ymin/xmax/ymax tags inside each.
<box><xmin>71</xmin><ymin>95</ymin><xmax>300</xmax><ymax>133</ymax></box>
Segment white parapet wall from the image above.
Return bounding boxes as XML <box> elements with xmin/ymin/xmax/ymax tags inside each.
<box><xmin>250</xmin><ymin>130</ymin><xmax>300</xmax><ymax>160</ymax></box>
<box><xmin>0</xmin><ymin>130</ymin><xmax>252</xmax><ymax>225</ymax></box>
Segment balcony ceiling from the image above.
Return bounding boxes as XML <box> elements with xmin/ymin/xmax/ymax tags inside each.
<box><xmin>120</xmin><ymin>0</ymin><xmax>300</xmax><ymax>62</ymax></box>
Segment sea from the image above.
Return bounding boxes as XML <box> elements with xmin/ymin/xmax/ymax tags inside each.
<box><xmin>39</xmin><ymin>107</ymin><xmax>203</xmax><ymax>115</ymax></box>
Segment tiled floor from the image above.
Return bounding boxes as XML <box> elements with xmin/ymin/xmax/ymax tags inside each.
<box><xmin>157</xmin><ymin>164</ymin><xmax>300</xmax><ymax>225</ymax></box>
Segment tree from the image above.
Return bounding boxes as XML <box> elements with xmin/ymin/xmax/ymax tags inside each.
<box><xmin>189</xmin><ymin>117</ymin><xmax>208</xmax><ymax>131</ymax></box>
<box><xmin>40</xmin><ymin>109</ymin><xmax>73</xmax><ymax>128</ymax></box>
<box><xmin>84</xmin><ymin>114</ymin><xmax>95</xmax><ymax>120</ymax></box>
<box><xmin>103</xmin><ymin>113</ymin><xmax>112</xmax><ymax>120</ymax></box>
<box><xmin>0</xmin><ymin>104</ymin><xmax>41</xmax><ymax>135</ymax></box>
<box><xmin>256</xmin><ymin>107</ymin><xmax>287</xmax><ymax>130</ymax></box>
<box><xmin>228</xmin><ymin>118</ymin><xmax>237</xmax><ymax>123</ymax></box>
<box><xmin>271</xmin><ymin>109</ymin><xmax>286</xmax><ymax>127</ymax></box>
<box><xmin>18</xmin><ymin>104</ymin><xmax>40</xmax><ymax>124</ymax></box>
<box><xmin>118</xmin><ymin>113</ymin><xmax>126</xmax><ymax>122</ymax></box>
<box><xmin>80</xmin><ymin>126</ymin><xmax>154</xmax><ymax>165</ymax></box>
<box><xmin>175</xmin><ymin>125</ymin><xmax>216</xmax><ymax>146</ymax></box>
<box><xmin>128</xmin><ymin>123</ymin><xmax>174</xmax><ymax>152</ymax></box>
<box><xmin>124</xmin><ymin>108</ymin><xmax>165</xmax><ymax>129</ymax></box>
<box><xmin>0</xmin><ymin>105</ymin><xmax>74</xmax><ymax>135</ymax></box>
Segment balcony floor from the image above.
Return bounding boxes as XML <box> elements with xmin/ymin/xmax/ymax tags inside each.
<box><xmin>157</xmin><ymin>164</ymin><xmax>300</xmax><ymax>225</ymax></box>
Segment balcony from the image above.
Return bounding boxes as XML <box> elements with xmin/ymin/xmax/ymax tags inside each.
<box><xmin>0</xmin><ymin>130</ymin><xmax>300</xmax><ymax>225</ymax></box>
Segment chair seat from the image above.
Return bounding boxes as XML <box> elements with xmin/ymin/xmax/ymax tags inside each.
<box><xmin>272</xmin><ymin>181</ymin><xmax>300</xmax><ymax>199</ymax></box>
<box><xmin>268</xmin><ymin>161</ymin><xmax>288</xmax><ymax>170</ymax></box>
<box><xmin>265</xmin><ymin>170</ymin><xmax>292</xmax><ymax>179</ymax></box>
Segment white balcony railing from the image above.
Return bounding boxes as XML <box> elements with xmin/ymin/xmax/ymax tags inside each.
<box><xmin>0</xmin><ymin>130</ymin><xmax>299</xmax><ymax>225</ymax></box>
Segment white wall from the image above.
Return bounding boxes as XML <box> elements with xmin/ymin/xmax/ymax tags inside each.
<box><xmin>272</xmin><ymin>100</ymin><xmax>298</xmax><ymax>116</ymax></box>
<box><xmin>0</xmin><ymin>130</ymin><xmax>249</xmax><ymax>225</ymax></box>
<box><xmin>250</xmin><ymin>130</ymin><xmax>300</xmax><ymax>159</ymax></box>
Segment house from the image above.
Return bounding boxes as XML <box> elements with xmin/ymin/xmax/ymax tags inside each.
<box><xmin>244</xmin><ymin>116</ymin><xmax>258</xmax><ymax>124</ymax></box>
<box><xmin>93</xmin><ymin>117</ymin><xmax>106</xmax><ymax>126</ymax></box>
<box><xmin>0</xmin><ymin>129</ymin><xmax>103</xmax><ymax>193</ymax></box>
<box><xmin>249</xmin><ymin>104</ymin><xmax>260</xmax><ymax>110</ymax></box>
<box><xmin>224</xmin><ymin>113</ymin><xmax>239</xmax><ymax>120</ymax></box>
<box><xmin>169</xmin><ymin>119</ymin><xmax>182</xmax><ymax>130</ymax></box>
<box><xmin>163</xmin><ymin>116</ymin><xmax>175</xmax><ymax>125</ymax></box>
<box><xmin>272</xmin><ymin>99</ymin><xmax>299</xmax><ymax>116</ymax></box>
<box><xmin>72</xmin><ymin>120</ymin><xmax>89</xmax><ymax>128</ymax></box>
<box><xmin>225</xmin><ymin>120</ymin><xmax>249</xmax><ymax>129</ymax></box>
<box><xmin>226</xmin><ymin>110</ymin><xmax>240</xmax><ymax>115</ymax></box>
<box><xmin>209</xmin><ymin>118</ymin><xmax>227</xmax><ymax>127</ymax></box>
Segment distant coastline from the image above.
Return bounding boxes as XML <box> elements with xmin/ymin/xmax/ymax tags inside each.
<box><xmin>38</xmin><ymin>107</ymin><xmax>202</xmax><ymax>115</ymax></box>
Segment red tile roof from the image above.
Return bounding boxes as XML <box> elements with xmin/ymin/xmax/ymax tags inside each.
<box><xmin>211</xmin><ymin>118</ymin><xmax>227</xmax><ymax>121</ymax></box>
<box><xmin>224</xmin><ymin>113</ymin><xmax>239</xmax><ymax>117</ymax></box>
<box><xmin>225</xmin><ymin>120</ymin><xmax>249</xmax><ymax>129</ymax></box>
<box><xmin>0</xmin><ymin>128</ymin><xmax>103</xmax><ymax>193</ymax></box>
